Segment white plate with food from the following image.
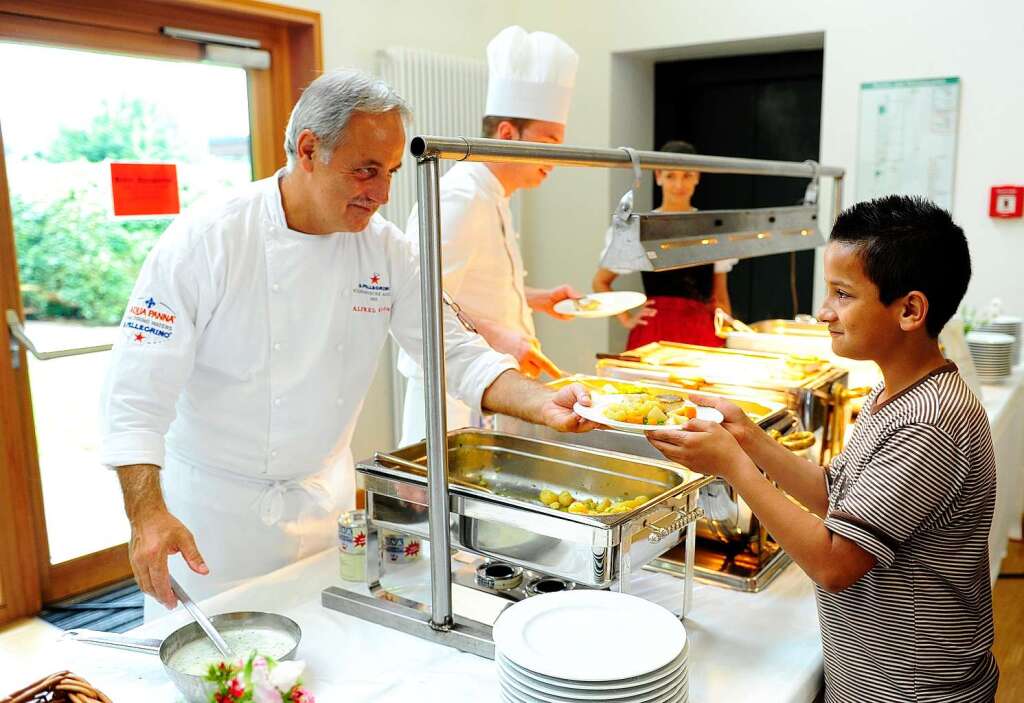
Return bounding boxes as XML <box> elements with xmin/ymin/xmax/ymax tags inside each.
<box><xmin>573</xmin><ymin>393</ymin><xmax>723</xmax><ymax>432</ymax></box>
<box><xmin>553</xmin><ymin>291</ymin><xmax>647</xmax><ymax>319</ymax></box>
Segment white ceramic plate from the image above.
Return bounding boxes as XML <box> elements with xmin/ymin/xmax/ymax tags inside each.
<box><xmin>553</xmin><ymin>291</ymin><xmax>648</xmax><ymax>319</ymax></box>
<box><xmin>493</xmin><ymin>590</ymin><xmax>686</xmax><ymax>682</ymax></box>
<box><xmin>499</xmin><ymin>655</ymin><xmax>687</xmax><ymax>700</ymax></box>
<box><xmin>573</xmin><ymin>394</ymin><xmax>723</xmax><ymax>433</ymax></box>
<box><xmin>498</xmin><ymin>642</ymin><xmax>687</xmax><ymax>691</ymax></box>
<box><xmin>500</xmin><ymin>675</ymin><xmax>687</xmax><ymax>703</ymax></box>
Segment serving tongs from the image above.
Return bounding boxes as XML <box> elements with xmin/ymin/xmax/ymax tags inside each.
<box><xmin>374</xmin><ymin>451</ymin><xmax>494</xmax><ymax>493</ymax></box>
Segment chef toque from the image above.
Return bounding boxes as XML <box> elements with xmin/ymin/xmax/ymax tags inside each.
<box><xmin>485</xmin><ymin>26</ymin><xmax>579</xmax><ymax>125</ymax></box>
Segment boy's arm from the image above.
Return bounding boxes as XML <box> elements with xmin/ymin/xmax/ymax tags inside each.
<box><xmin>736</xmin><ymin>426</ymin><xmax>830</xmax><ymax>517</ymax></box>
<box><xmin>648</xmin><ymin>424</ymin><xmax>876</xmax><ymax>593</ymax></box>
<box><xmin>725</xmin><ymin>455</ymin><xmax>876</xmax><ymax>592</ymax></box>
<box><xmin>694</xmin><ymin>395</ymin><xmax>830</xmax><ymax>516</ymax></box>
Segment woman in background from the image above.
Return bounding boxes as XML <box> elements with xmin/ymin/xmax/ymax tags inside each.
<box><xmin>593</xmin><ymin>140</ymin><xmax>735</xmax><ymax>349</ymax></box>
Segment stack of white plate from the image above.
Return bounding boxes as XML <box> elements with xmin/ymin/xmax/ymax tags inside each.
<box><xmin>976</xmin><ymin>316</ymin><xmax>1022</xmax><ymax>366</ymax></box>
<box><xmin>966</xmin><ymin>331</ymin><xmax>1015</xmax><ymax>383</ymax></box>
<box><xmin>493</xmin><ymin>590</ymin><xmax>689</xmax><ymax>703</ymax></box>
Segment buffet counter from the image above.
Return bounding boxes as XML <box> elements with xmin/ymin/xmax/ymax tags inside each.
<box><xmin>2</xmin><ymin>551</ymin><xmax>822</xmax><ymax>702</ymax></box>
<box><xmin>3</xmin><ymin>370</ymin><xmax>1021</xmax><ymax>703</ymax></box>
<box><xmin>984</xmin><ymin>367</ymin><xmax>1024</xmax><ymax>582</ymax></box>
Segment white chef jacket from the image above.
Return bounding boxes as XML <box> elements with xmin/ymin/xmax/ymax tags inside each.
<box><xmin>395</xmin><ymin>162</ymin><xmax>532</xmax><ymax>444</ymax></box>
<box><xmin>100</xmin><ymin>171</ymin><xmax>516</xmax><ymax>612</ymax></box>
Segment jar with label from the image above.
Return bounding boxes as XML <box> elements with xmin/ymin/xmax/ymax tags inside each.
<box><xmin>382</xmin><ymin>529</ymin><xmax>421</xmax><ymax>563</ymax></box>
<box><xmin>338</xmin><ymin>510</ymin><xmax>367</xmax><ymax>582</ymax></box>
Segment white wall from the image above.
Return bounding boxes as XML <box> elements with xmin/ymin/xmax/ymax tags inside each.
<box><xmin>272</xmin><ymin>0</ymin><xmax>1024</xmax><ymax>457</ymax></box>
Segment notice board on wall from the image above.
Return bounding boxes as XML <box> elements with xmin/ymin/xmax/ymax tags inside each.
<box><xmin>856</xmin><ymin>77</ymin><xmax>960</xmax><ymax>211</ymax></box>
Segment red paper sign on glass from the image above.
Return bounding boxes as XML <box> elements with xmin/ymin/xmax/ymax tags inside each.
<box><xmin>110</xmin><ymin>163</ymin><xmax>180</xmax><ymax>216</ymax></box>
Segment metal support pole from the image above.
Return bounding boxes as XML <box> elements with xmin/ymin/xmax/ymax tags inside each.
<box><xmin>416</xmin><ymin>156</ymin><xmax>454</xmax><ymax>631</ymax></box>
<box><xmin>411</xmin><ymin>136</ymin><xmax>845</xmax><ymax>178</ymax></box>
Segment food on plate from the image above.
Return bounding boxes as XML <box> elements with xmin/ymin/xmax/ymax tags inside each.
<box><xmin>602</xmin><ymin>396</ymin><xmax>698</xmax><ymax>426</ymax></box>
<box><xmin>536</xmin><ymin>489</ymin><xmax>650</xmax><ymax>515</ymax></box>
<box><xmin>573</xmin><ymin>296</ymin><xmax>601</xmax><ymax>311</ymax></box>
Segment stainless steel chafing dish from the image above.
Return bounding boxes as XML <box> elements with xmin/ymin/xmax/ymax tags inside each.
<box><xmin>358</xmin><ymin>430</ymin><xmax>712</xmax><ymax>590</ymax></box>
<box><xmin>323</xmin><ymin>430</ymin><xmax>712</xmax><ymax>656</ymax></box>
<box><xmin>595</xmin><ymin>341</ymin><xmax>852</xmax><ymax>465</ymax></box>
<box><xmin>497</xmin><ymin>375</ymin><xmax>798</xmax><ymax>592</ymax></box>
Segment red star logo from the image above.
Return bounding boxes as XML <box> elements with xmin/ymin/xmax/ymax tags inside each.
<box><xmin>370</xmin><ymin>274</ymin><xmax>380</xmax><ymax>284</ymax></box>
<box><xmin>134</xmin><ymin>333</ymin><xmax>144</xmax><ymax>342</ymax></box>
<box><xmin>354</xmin><ymin>533</ymin><xmax>366</xmax><ymax>547</ymax></box>
<box><xmin>404</xmin><ymin>542</ymin><xmax>420</xmax><ymax>557</ymax></box>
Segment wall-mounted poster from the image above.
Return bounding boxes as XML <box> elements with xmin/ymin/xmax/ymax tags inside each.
<box><xmin>856</xmin><ymin>77</ymin><xmax>960</xmax><ymax>211</ymax></box>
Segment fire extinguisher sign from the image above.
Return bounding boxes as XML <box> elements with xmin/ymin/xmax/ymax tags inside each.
<box><xmin>989</xmin><ymin>185</ymin><xmax>1024</xmax><ymax>218</ymax></box>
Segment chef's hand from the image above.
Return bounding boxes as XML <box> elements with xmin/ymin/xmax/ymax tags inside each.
<box><xmin>688</xmin><ymin>394</ymin><xmax>760</xmax><ymax>447</ymax></box>
<box><xmin>526</xmin><ymin>284</ymin><xmax>583</xmax><ymax>320</ymax></box>
<box><xmin>618</xmin><ymin>300</ymin><xmax>657</xmax><ymax>330</ymax></box>
<box><xmin>541</xmin><ymin>383</ymin><xmax>600</xmax><ymax>433</ymax></box>
<box><xmin>646</xmin><ymin>418</ymin><xmax>746</xmax><ymax>480</ymax></box>
<box><xmin>129</xmin><ymin>509</ymin><xmax>208</xmax><ymax>609</ymax></box>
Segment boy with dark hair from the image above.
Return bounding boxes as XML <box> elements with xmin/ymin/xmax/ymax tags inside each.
<box><xmin>648</xmin><ymin>194</ymin><xmax>998</xmax><ymax>702</ymax></box>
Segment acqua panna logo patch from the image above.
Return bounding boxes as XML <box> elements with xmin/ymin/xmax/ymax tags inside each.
<box><xmin>122</xmin><ymin>295</ymin><xmax>177</xmax><ymax>344</ymax></box>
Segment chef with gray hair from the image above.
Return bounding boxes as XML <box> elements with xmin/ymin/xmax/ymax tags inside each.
<box><xmin>100</xmin><ymin>68</ymin><xmax>596</xmax><ymax>619</ymax></box>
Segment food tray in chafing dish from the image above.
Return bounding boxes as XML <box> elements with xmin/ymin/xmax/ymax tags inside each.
<box><xmin>358</xmin><ymin>430</ymin><xmax>713</xmax><ymax>588</ymax></box>
<box><xmin>596</xmin><ymin>341</ymin><xmax>841</xmax><ymax>392</ymax></box>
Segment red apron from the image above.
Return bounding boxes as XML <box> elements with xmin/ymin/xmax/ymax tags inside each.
<box><xmin>626</xmin><ymin>296</ymin><xmax>724</xmax><ymax>350</ymax></box>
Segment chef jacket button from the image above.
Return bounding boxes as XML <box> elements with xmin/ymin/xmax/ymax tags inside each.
<box><xmin>274</xmin><ymin>397</ymin><xmax>282</xmax><ymax>406</ymax></box>
<box><xmin>272</xmin><ymin>283</ymin><xmax>280</xmax><ymax>292</ymax></box>
<box><xmin>271</xmin><ymin>450</ymin><xmax>278</xmax><ymax>459</ymax></box>
<box><xmin>335</xmin><ymin>344</ymin><xmax>343</xmax><ymax>352</ymax></box>
<box><xmin>336</xmin><ymin>397</ymin><xmax>344</xmax><ymax>406</ymax></box>
<box><xmin>273</xmin><ymin>342</ymin><xmax>281</xmax><ymax>351</ymax></box>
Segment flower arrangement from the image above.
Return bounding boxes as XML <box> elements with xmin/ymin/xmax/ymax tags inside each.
<box><xmin>204</xmin><ymin>652</ymin><xmax>315</xmax><ymax>703</ymax></box>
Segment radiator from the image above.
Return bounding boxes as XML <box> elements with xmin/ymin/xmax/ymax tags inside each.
<box><xmin>376</xmin><ymin>47</ymin><xmax>491</xmax><ymax>445</ymax></box>
<box><xmin>377</xmin><ymin>46</ymin><xmax>488</xmax><ymax>231</ymax></box>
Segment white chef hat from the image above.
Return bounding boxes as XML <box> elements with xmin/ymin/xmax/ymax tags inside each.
<box><xmin>485</xmin><ymin>26</ymin><xmax>579</xmax><ymax>125</ymax></box>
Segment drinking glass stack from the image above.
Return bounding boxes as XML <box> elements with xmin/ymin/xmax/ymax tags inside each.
<box><xmin>975</xmin><ymin>316</ymin><xmax>1022</xmax><ymax>367</ymax></box>
<box><xmin>966</xmin><ymin>331</ymin><xmax>1015</xmax><ymax>383</ymax></box>
<box><xmin>493</xmin><ymin>590</ymin><xmax>689</xmax><ymax>703</ymax></box>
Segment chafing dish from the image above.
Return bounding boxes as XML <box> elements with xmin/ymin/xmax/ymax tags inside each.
<box><xmin>496</xmin><ymin>375</ymin><xmax>798</xmax><ymax>592</ymax></box>
<box><xmin>717</xmin><ymin>317</ymin><xmax>882</xmax><ymax>393</ymax></box>
<box><xmin>325</xmin><ymin>430</ymin><xmax>712</xmax><ymax>655</ymax></box>
<box><xmin>595</xmin><ymin>341</ymin><xmax>851</xmax><ymax>465</ymax></box>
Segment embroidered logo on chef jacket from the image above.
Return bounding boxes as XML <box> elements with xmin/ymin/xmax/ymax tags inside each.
<box><xmin>122</xmin><ymin>296</ymin><xmax>176</xmax><ymax>344</ymax></box>
<box><xmin>352</xmin><ymin>272</ymin><xmax>392</xmax><ymax>314</ymax></box>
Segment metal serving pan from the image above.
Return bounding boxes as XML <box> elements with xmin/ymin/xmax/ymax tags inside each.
<box><xmin>67</xmin><ymin>612</ymin><xmax>301</xmax><ymax>703</ymax></box>
<box><xmin>358</xmin><ymin>430</ymin><xmax>713</xmax><ymax>588</ymax></box>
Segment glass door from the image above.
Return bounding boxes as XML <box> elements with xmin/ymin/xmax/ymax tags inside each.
<box><xmin>0</xmin><ymin>40</ymin><xmax>253</xmax><ymax>600</ymax></box>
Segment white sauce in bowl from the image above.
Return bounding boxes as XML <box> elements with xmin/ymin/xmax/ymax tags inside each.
<box><xmin>167</xmin><ymin>628</ymin><xmax>296</xmax><ymax>676</ymax></box>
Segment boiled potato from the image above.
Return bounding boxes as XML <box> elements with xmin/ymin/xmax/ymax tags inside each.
<box><xmin>558</xmin><ymin>491</ymin><xmax>574</xmax><ymax>507</ymax></box>
<box><xmin>539</xmin><ymin>489</ymin><xmax>557</xmax><ymax>505</ymax></box>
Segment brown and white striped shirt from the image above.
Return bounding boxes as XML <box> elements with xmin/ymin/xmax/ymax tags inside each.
<box><xmin>819</xmin><ymin>363</ymin><xmax>998</xmax><ymax>702</ymax></box>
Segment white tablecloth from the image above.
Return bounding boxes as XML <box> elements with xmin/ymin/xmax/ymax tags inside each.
<box><xmin>982</xmin><ymin>367</ymin><xmax>1024</xmax><ymax>582</ymax></box>
<box><xmin>12</xmin><ymin>551</ymin><xmax>821</xmax><ymax>703</ymax></box>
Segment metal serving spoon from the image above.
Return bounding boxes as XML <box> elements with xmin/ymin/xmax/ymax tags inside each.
<box><xmin>170</xmin><ymin>577</ymin><xmax>233</xmax><ymax>659</ymax></box>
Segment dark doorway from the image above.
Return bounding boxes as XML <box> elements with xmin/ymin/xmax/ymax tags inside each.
<box><xmin>654</xmin><ymin>49</ymin><xmax>824</xmax><ymax>322</ymax></box>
